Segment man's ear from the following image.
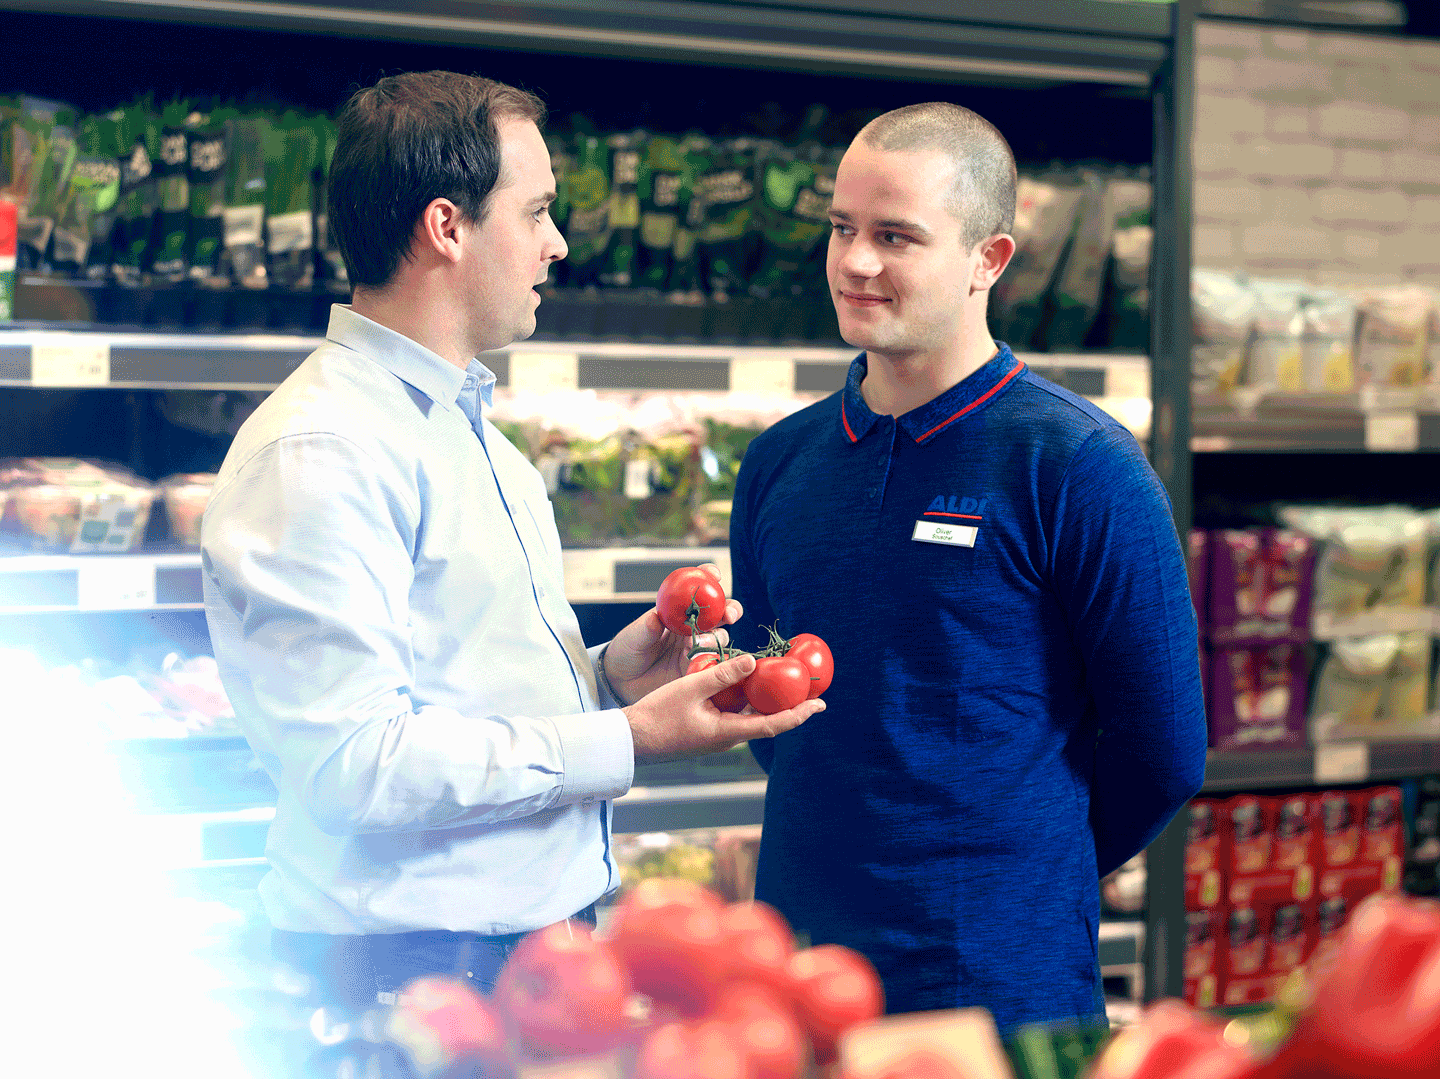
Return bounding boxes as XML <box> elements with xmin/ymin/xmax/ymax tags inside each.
<box><xmin>971</xmin><ymin>233</ymin><xmax>1017</xmax><ymax>293</ymax></box>
<box><xmin>415</xmin><ymin>198</ymin><xmax>465</xmax><ymax>265</ymax></box>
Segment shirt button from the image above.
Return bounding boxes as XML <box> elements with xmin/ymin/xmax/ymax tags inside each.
<box><xmin>537</xmin><ymin>585</ymin><xmax>546</xmax><ymax>598</ymax></box>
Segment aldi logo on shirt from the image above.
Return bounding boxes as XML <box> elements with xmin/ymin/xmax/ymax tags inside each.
<box><xmin>913</xmin><ymin>495</ymin><xmax>988</xmax><ymax>548</ymax></box>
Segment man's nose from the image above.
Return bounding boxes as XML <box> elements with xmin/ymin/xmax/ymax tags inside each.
<box><xmin>840</xmin><ymin>240</ymin><xmax>881</xmax><ymax>278</ymax></box>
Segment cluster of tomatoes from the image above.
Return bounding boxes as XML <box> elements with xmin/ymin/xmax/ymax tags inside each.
<box><xmin>656</xmin><ymin>566</ymin><xmax>834</xmax><ymax>715</ymax></box>
<box><xmin>385</xmin><ymin>879</ymin><xmax>885</xmax><ymax>1079</ymax></box>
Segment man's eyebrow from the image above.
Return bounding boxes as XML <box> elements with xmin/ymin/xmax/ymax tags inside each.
<box><xmin>526</xmin><ymin>191</ymin><xmax>558</xmax><ymax>209</ymax></box>
<box><xmin>829</xmin><ymin>208</ymin><xmax>932</xmax><ymax>237</ymax></box>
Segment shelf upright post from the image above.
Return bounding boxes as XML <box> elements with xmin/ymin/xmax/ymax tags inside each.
<box><xmin>1141</xmin><ymin>0</ymin><xmax>1197</xmax><ymax>1005</ymax></box>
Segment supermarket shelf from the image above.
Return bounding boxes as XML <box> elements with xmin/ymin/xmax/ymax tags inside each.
<box><xmin>0</xmin><ymin>552</ymin><xmax>205</xmax><ymax>613</ymax></box>
<box><xmin>0</xmin><ymin>326</ymin><xmax>1149</xmax><ymax>399</ymax></box>
<box><xmin>130</xmin><ymin>779</ymin><xmax>769</xmax><ymax>867</ymax></box>
<box><xmin>1203</xmin><ymin>741</ymin><xmax>1440</xmax><ymax>793</ymax></box>
<box><xmin>1192</xmin><ymin>389</ymin><xmax>1440</xmax><ymax>453</ymax></box>
<box><xmin>0</xmin><ymin>548</ymin><xmax>734</xmax><ymax>613</ymax></box>
<box><xmin>4</xmin><ymin>1</ymin><xmax>1168</xmax><ymax>87</ymax></box>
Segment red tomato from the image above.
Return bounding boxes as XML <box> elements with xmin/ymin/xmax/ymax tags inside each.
<box><xmin>786</xmin><ymin>946</ymin><xmax>885</xmax><ymax>1065</ymax></box>
<box><xmin>386</xmin><ymin>975</ymin><xmax>507</xmax><ymax>1070</ymax></box>
<box><xmin>492</xmin><ymin>922</ymin><xmax>632</xmax><ymax>1058</ymax></box>
<box><xmin>688</xmin><ymin>653</ymin><xmax>749</xmax><ymax>713</ymax></box>
<box><xmin>712</xmin><ymin>981</ymin><xmax>807</xmax><ymax>1079</ymax></box>
<box><xmin>743</xmin><ymin>657</ymin><xmax>811</xmax><ymax>715</ymax></box>
<box><xmin>785</xmin><ymin>634</ymin><xmax>833</xmax><ymax>699</ymax></box>
<box><xmin>607</xmin><ymin>879</ymin><xmax>729</xmax><ymax>1017</ymax></box>
<box><xmin>656</xmin><ymin>567</ymin><xmax>728</xmax><ymax>636</ymax></box>
<box><xmin>719</xmin><ymin>902</ymin><xmax>797</xmax><ymax>996</ymax></box>
<box><xmin>635</xmin><ymin>1020</ymin><xmax>753</xmax><ymax>1079</ymax></box>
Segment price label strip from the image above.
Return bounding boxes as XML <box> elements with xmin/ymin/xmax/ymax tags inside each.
<box><xmin>1314</xmin><ymin>742</ymin><xmax>1370</xmax><ymax>786</ymax></box>
<box><xmin>1364</xmin><ymin>411</ymin><xmax>1419</xmax><ymax>452</ymax></box>
<box><xmin>31</xmin><ymin>339</ymin><xmax>111</xmax><ymax>387</ymax></box>
<box><xmin>510</xmin><ymin>351</ymin><xmax>579</xmax><ymax>393</ymax></box>
<box><xmin>76</xmin><ymin>558</ymin><xmax>157</xmax><ymax>610</ymax></box>
<box><xmin>563</xmin><ymin>549</ymin><xmax>615</xmax><ymax>601</ymax></box>
<box><xmin>730</xmin><ymin>356</ymin><xmax>794</xmax><ymax>396</ymax></box>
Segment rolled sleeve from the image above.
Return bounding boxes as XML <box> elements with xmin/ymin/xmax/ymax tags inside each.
<box><xmin>553</xmin><ymin>707</ymin><xmax>634</xmax><ymax>804</ymax></box>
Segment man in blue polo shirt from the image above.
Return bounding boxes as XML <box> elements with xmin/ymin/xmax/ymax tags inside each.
<box><xmin>730</xmin><ymin>102</ymin><xmax>1206</xmax><ymax>1033</ymax></box>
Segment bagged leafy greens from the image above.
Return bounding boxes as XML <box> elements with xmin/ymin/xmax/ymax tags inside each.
<box><xmin>991</xmin><ymin>171</ymin><xmax>1084</xmax><ymax>349</ymax></box>
<box><xmin>599</xmin><ymin>131</ymin><xmax>641</xmax><ymax>288</ymax></box>
<box><xmin>635</xmin><ymin>134</ymin><xmax>687</xmax><ymax>291</ymax></box>
<box><xmin>747</xmin><ymin>143</ymin><xmax>832</xmax><ymax>300</ymax></box>
<box><xmin>186</xmin><ymin>109</ymin><xmax>229</xmax><ymax>282</ymax></box>
<box><xmin>696</xmin><ymin>138</ymin><xmax>759</xmax><ymax>299</ymax></box>
<box><xmin>113</xmin><ymin>102</ymin><xmax>160</xmax><ymax>283</ymax></box>
<box><xmin>14</xmin><ymin>97</ymin><xmax>79</xmax><ymax>268</ymax></box>
<box><xmin>221</xmin><ymin>113</ymin><xmax>268</xmax><ymax>288</ymax></box>
<box><xmin>264</xmin><ymin>112</ymin><xmax>318</xmax><ymax>289</ymax></box>
<box><xmin>150</xmin><ymin>100</ymin><xmax>193</xmax><ymax>280</ymax></box>
<box><xmin>563</xmin><ymin>130</ymin><xmax>611</xmax><ymax>290</ymax></box>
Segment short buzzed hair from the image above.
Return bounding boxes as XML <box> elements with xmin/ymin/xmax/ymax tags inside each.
<box><xmin>857</xmin><ymin>102</ymin><xmax>1017</xmax><ymax>249</ymax></box>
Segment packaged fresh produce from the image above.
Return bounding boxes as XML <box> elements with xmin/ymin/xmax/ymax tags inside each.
<box><xmin>157</xmin><ymin>472</ymin><xmax>215</xmax><ymax>547</ymax></box>
<box><xmin>697</xmin><ymin>138</ymin><xmax>759</xmax><ymax>299</ymax></box>
<box><xmin>1192</xmin><ymin>269</ymin><xmax>1255</xmax><ymax>396</ymax></box>
<box><xmin>615</xmin><ymin>830</ymin><xmax>720</xmax><ymax>893</ymax></box>
<box><xmin>0</xmin><ymin>457</ymin><xmax>155</xmax><ymax>552</ymax></box>
<box><xmin>11</xmin><ymin>97</ymin><xmax>78</xmax><ymax>269</ymax></box>
<box><xmin>599</xmin><ymin>131</ymin><xmax>642</xmax><ymax>288</ymax></box>
<box><xmin>1300</xmin><ymin>288</ymin><xmax>1358</xmax><ymax>393</ymax></box>
<box><xmin>185</xmin><ymin>110</ymin><xmax>229</xmax><ymax>282</ymax></box>
<box><xmin>51</xmin><ymin>112</ymin><xmax>121</xmax><ymax>275</ymax></box>
<box><xmin>748</xmin><ymin>142</ymin><xmax>833</xmax><ymax>301</ymax></box>
<box><xmin>150</xmin><ymin>100</ymin><xmax>193</xmax><ymax>280</ymax></box>
<box><xmin>1105</xmin><ymin>174</ymin><xmax>1153</xmax><ymax>352</ymax></box>
<box><xmin>220</xmin><ymin>113</ymin><xmax>267</xmax><ymax>288</ymax></box>
<box><xmin>1041</xmin><ymin>168</ymin><xmax>1113</xmax><ymax>350</ymax></box>
<box><xmin>1245</xmin><ymin>278</ymin><xmax>1306</xmax><ymax>392</ymax></box>
<box><xmin>562</xmin><ymin>129</ymin><xmax>611</xmax><ymax>290</ymax></box>
<box><xmin>1355</xmin><ymin>285</ymin><xmax>1430</xmax><ymax>387</ymax></box>
<box><xmin>635</xmin><ymin>133</ymin><xmax>688</xmax><ymax>292</ymax></box>
<box><xmin>112</xmin><ymin>101</ymin><xmax>160</xmax><ymax>283</ymax></box>
<box><xmin>264</xmin><ymin>112</ymin><xmax>318</xmax><ymax>289</ymax></box>
<box><xmin>991</xmin><ymin>171</ymin><xmax>1084</xmax><ymax>349</ymax></box>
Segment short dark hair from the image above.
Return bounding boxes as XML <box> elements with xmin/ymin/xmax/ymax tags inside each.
<box><xmin>858</xmin><ymin>102</ymin><xmax>1017</xmax><ymax>248</ymax></box>
<box><xmin>328</xmin><ymin>70</ymin><xmax>546</xmax><ymax>289</ymax></box>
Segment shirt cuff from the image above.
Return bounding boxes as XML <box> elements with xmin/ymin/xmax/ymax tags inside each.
<box><xmin>553</xmin><ymin>706</ymin><xmax>634</xmax><ymax>805</ymax></box>
<box><xmin>587</xmin><ymin>641</ymin><xmax>625</xmax><ymax>709</ymax></box>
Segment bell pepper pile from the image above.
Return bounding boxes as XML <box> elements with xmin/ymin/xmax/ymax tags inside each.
<box><xmin>384</xmin><ymin>879</ymin><xmax>885</xmax><ymax>1079</ymax></box>
<box><xmin>1092</xmin><ymin>894</ymin><xmax>1440</xmax><ymax>1079</ymax></box>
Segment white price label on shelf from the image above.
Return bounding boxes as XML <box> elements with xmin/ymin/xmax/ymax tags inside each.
<box><xmin>563</xmin><ymin>550</ymin><xmax>615</xmax><ymax>600</ymax></box>
<box><xmin>1364</xmin><ymin>411</ymin><xmax>1419</xmax><ymax>452</ymax></box>
<box><xmin>730</xmin><ymin>356</ymin><xmax>794</xmax><ymax>395</ymax></box>
<box><xmin>510</xmin><ymin>351</ymin><xmax>579</xmax><ymax>393</ymax></box>
<box><xmin>76</xmin><ymin>559</ymin><xmax>156</xmax><ymax>610</ymax></box>
<box><xmin>31</xmin><ymin>340</ymin><xmax>111</xmax><ymax>387</ymax></box>
<box><xmin>1314</xmin><ymin>742</ymin><xmax>1370</xmax><ymax>785</ymax></box>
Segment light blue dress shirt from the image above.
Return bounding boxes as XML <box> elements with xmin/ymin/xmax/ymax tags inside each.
<box><xmin>202</xmin><ymin>305</ymin><xmax>634</xmax><ymax>936</ymax></box>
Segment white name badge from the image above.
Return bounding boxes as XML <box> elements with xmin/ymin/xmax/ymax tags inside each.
<box><xmin>912</xmin><ymin>520</ymin><xmax>977</xmax><ymax>548</ymax></box>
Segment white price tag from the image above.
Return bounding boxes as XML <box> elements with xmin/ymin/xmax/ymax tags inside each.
<box><xmin>76</xmin><ymin>559</ymin><xmax>156</xmax><ymax>610</ymax></box>
<box><xmin>563</xmin><ymin>550</ymin><xmax>614</xmax><ymax>600</ymax></box>
<box><xmin>1314</xmin><ymin>742</ymin><xmax>1369</xmax><ymax>785</ymax></box>
<box><xmin>510</xmin><ymin>351</ymin><xmax>579</xmax><ymax>393</ymax></box>
<box><xmin>1364</xmin><ymin>411</ymin><xmax>1419</xmax><ymax>452</ymax></box>
<box><xmin>730</xmin><ymin>356</ymin><xmax>794</xmax><ymax>395</ymax></box>
<box><xmin>32</xmin><ymin>340</ymin><xmax>111</xmax><ymax>387</ymax></box>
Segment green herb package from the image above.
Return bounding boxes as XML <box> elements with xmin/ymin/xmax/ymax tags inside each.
<box><xmin>562</xmin><ymin>130</ymin><xmax>612</xmax><ymax>290</ymax></box>
<box><xmin>1041</xmin><ymin>167</ymin><xmax>1117</xmax><ymax>350</ymax></box>
<box><xmin>990</xmin><ymin>171</ymin><xmax>1084</xmax><ymax>349</ymax></box>
<box><xmin>696</xmin><ymin>137</ymin><xmax>759</xmax><ymax>299</ymax></box>
<box><xmin>544</xmin><ymin>128</ymin><xmax>575</xmax><ymax>289</ymax></box>
<box><xmin>666</xmin><ymin>133</ymin><xmax>712</xmax><ymax>296</ymax></box>
<box><xmin>185</xmin><ymin>109</ymin><xmax>230</xmax><ymax>282</ymax></box>
<box><xmin>150</xmin><ymin>101</ymin><xmax>193</xmax><ymax>280</ymax></box>
<box><xmin>14</xmin><ymin>97</ymin><xmax>79</xmax><ymax>268</ymax></box>
<box><xmin>599</xmin><ymin>131</ymin><xmax>641</xmax><ymax>288</ymax></box>
<box><xmin>264</xmin><ymin>112</ymin><xmax>318</xmax><ymax>289</ymax></box>
<box><xmin>312</xmin><ymin>114</ymin><xmax>347</xmax><ymax>290</ymax></box>
<box><xmin>54</xmin><ymin>112</ymin><xmax>122</xmax><ymax>275</ymax></box>
<box><xmin>748</xmin><ymin>142</ymin><xmax>833</xmax><ymax>300</ymax></box>
<box><xmin>221</xmin><ymin>113</ymin><xmax>268</xmax><ymax>288</ymax></box>
<box><xmin>635</xmin><ymin>134</ymin><xmax>689</xmax><ymax>292</ymax></box>
<box><xmin>113</xmin><ymin>102</ymin><xmax>160</xmax><ymax>283</ymax></box>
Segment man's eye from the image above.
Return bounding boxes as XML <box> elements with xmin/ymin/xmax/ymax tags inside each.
<box><xmin>881</xmin><ymin>232</ymin><xmax>908</xmax><ymax>245</ymax></box>
<box><xmin>830</xmin><ymin>223</ymin><xmax>851</xmax><ymax>235</ymax></box>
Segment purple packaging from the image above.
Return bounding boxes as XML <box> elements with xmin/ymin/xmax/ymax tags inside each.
<box><xmin>1207</xmin><ymin>527</ymin><xmax>1316</xmax><ymax>646</ymax></box>
<box><xmin>1206</xmin><ymin>641</ymin><xmax>1309</xmax><ymax>751</ymax></box>
<box><xmin>1188</xmin><ymin>529</ymin><xmax>1209</xmax><ymax>630</ymax></box>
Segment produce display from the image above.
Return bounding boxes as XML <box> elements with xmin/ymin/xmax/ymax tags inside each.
<box><xmin>1192</xmin><ymin>272</ymin><xmax>1440</xmax><ymax>398</ymax></box>
<box><xmin>0</xmin><ymin>457</ymin><xmax>214</xmax><ymax>552</ymax></box>
<box><xmin>1189</xmin><ymin>508</ymin><xmax>1440</xmax><ymax>749</ymax></box>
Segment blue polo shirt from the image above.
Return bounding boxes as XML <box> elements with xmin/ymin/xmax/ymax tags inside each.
<box><xmin>730</xmin><ymin>344</ymin><xmax>1206</xmax><ymax>1033</ymax></box>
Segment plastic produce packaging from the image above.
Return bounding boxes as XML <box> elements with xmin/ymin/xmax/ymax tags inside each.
<box><xmin>0</xmin><ymin>457</ymin><xmax>155</xmax><ymax>552</ymax></box>
<box><xmin>158</xmin><ymin>472</ymin><xmax>216</xmax><ymax>547</ymax></box>
<box><xmin>1355</xmin><ymin>284</ymin><xmax>1431</xmax><ymax>388</ymax></box>
<box><xmin>1105</xmin><ymin>174</ymin><xmax>1153</xmax><ymax>352</ymax></box>
<box><xmin>687</xmin><ymin>392</ymin><xmax>808</xmax><ymax>544</ymax></box>
<box><xmin>1245</xmin><ymin>278</ymin><xmax>1306</xmax><ymax>392</ymax></box>
<box><xmin>1300</xmin><ymin>288</ymin><xmax>1358</xmax><ymax>393</ymax></box>
<box><xmin>990</xmin><ymin>171</ymin><xmax>1084</xmax><ymax>348</ymax></box>
<box><xmin>1278</xmin><ymin>504</ymin><xmax>1431</xmax><ymax>623</ymax></box>
<box><xmin>1192</xmin><ymin>269</ymin><xmax>1255</xmax><ymax>396</ymax></box>
<box><xmin>1309</xmin><ymin>631</ymin><xmax>1436</xmax><ymax>742</ymax></box>
<box><xmin>1041</xmin><ymin>168</ymin><xmax>1121</xmax><ymax>350</ymax></box>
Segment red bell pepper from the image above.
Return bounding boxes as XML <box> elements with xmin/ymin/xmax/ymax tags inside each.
<box><xmin>1264</xmin><ymin>895</ymin><xmax>1440</xmax><ymax>1079</ymax></box>
<box><xmin>1089</xmin><ymin>1001</ymin><xmax>1262</xmax><ymax>1079</ymax></box>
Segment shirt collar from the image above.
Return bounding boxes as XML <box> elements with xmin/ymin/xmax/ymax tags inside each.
<box><xmin>839</xmin><ymin>342</ymin><xmax>1026</xmax><ymax>446</ymax></box>
<box><xmin>325</xmin><ymin>304</ymin><xmax>497</xmax><ymax>413</ymax></box>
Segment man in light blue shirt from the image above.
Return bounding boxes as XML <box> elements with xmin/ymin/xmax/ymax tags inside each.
<box><xmin>201</xmin><ymin>71</ymin><xmax>822</xmax><ymax>1014</ymax></box>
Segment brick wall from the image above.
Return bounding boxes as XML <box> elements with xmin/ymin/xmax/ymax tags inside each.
<box><xmin>1194</xmin><ymin>20</ymin><xmax>1440</xmax><ymax>287</ymax></box>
